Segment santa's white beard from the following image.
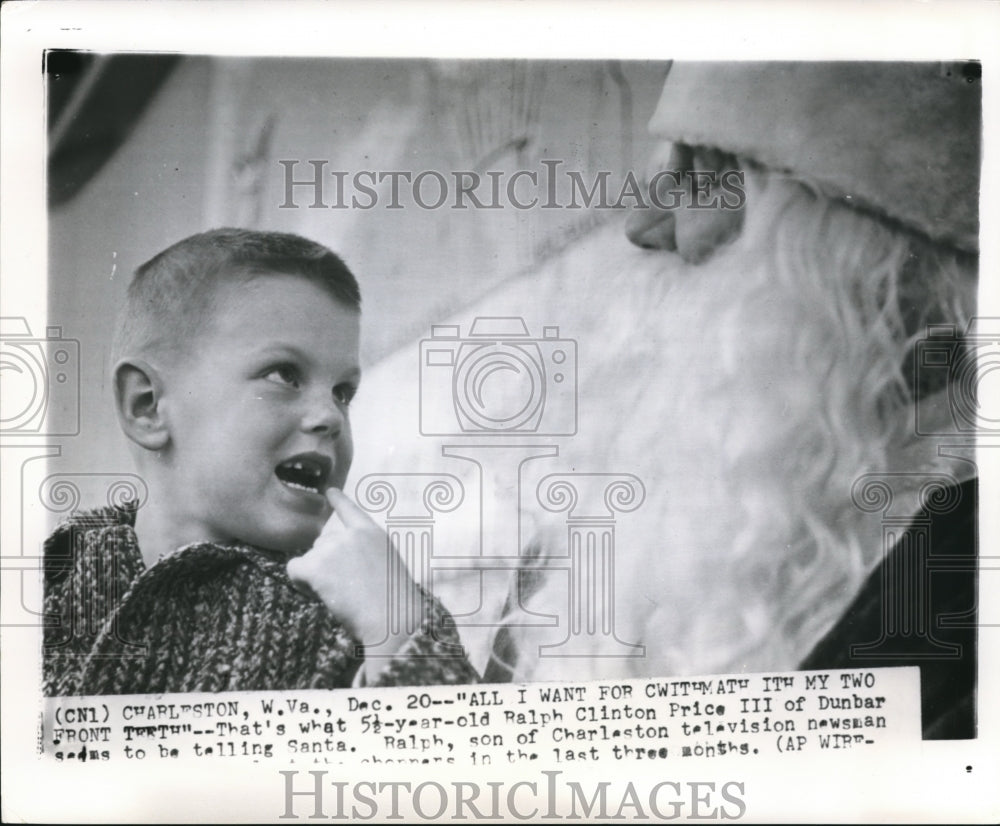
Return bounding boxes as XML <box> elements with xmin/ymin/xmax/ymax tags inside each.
<box><xmin>350</xmin><ymin>173</ymin><xmax>973</xmax><ymax>680</ymax></box>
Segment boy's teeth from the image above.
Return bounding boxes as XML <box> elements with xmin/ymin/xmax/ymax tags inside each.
<box><xmin>275</xmin><ymin>454</ymin><xmax>331</xmax><ymax>492</ymax></box>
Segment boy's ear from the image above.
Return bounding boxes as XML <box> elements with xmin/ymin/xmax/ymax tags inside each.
<box><xmin>113</xmin><ymin>359</ymin><xmax>169</xmax><ymax>451</ymax></box>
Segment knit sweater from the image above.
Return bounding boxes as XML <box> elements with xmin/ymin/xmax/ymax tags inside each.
<box><xmin>43</xmin><ymin>504</ymin><xmax>478</xmax><ymax>695</ymax></box>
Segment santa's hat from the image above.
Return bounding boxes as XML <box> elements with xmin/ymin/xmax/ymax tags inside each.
<box><xmin>648</xmin><ymin>61</ymin><xmax>981</xmax><ymax>253</ymax></box>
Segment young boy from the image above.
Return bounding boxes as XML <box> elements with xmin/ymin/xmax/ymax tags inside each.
<box><xmin>43</xmin><ymin>228</ymin><xmax>478</xmax><ymax>695</ymax></box>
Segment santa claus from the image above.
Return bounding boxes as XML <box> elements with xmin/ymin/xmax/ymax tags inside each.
<box><xmin>485</xmin><ymin>61</ymin><xmax>980</xmax><ymax>740</ymax></box>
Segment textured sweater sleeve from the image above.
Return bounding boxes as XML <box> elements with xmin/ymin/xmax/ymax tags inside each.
<box><xmin>361</xmin><ymin>587</ymin><xmax>480</xmax><ymax>687</ymax></box>
<box><xmin>43</xmin><ymin>507</ymin><xmax>144</xmax><ymax>696</ymax></box>
<box><xmin>42</xmin><ymin>507</ymin><xmax>479</xmax><ymax>694</ymax></box>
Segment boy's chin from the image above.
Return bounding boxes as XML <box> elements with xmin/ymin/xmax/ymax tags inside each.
<box><xmin>243</xmin><ymin>519</ymin><xmax>325</xmax><ymax>556</ymax></box>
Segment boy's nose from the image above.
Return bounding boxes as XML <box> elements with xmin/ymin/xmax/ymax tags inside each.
<box><xmin>301</xmin><ymin>393</ymin><xmax>345</xmax><ymax>436</ymax></box>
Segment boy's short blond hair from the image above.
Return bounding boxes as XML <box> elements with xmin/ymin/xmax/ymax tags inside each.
<box><xmin>111</xmin><ymin>227</ymin><xmax>360</xmax><ymax>366</ymax></box>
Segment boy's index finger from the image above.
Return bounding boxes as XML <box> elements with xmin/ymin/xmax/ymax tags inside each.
<box><xmin>324</xmin><ymin>487</ymin><xmax>372</xmax><ymax>529</ymax></box>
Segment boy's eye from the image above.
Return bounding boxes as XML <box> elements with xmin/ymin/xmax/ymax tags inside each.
<box><xmin>333</xmin><ymin>383</ymin><xmax>357</xmax><ymax>406</ymax></box>
<box><xmin>264</xmin><ymin>365</ymin><xmax>301</xmax><ymax>388</ymax></box>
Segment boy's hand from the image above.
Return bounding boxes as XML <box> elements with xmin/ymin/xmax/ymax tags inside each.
<box><xmin>286</xmin><ymin>488</ymin><xmax>421</xmax><ymax>654</ymax></box>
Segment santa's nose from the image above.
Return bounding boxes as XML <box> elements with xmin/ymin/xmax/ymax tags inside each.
<box><xmin>625</xmin><ymin>198</ymin><xmax>678</xmax><ymax>251</ymax></box>
<box><xmin>626</xmin><ymin>141</ymin><xmax>692</xmax><ymax>251</ymax></box>
<box><xmin>625</xmin><ymin>142</ymin><xmax>745</xmax><ymax>262</ymax></box>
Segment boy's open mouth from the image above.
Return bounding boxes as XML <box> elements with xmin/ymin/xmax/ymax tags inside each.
<box><xmin>275</xmin><ymin>453</ymin><xmax>332</xmax><ymax>495</ymax></box>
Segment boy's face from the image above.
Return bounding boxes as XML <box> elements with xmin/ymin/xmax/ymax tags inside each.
<box><xmin>159</xmin><ymin>273</ymin><xmax>361</xmax><ymax>553</ymax></box>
